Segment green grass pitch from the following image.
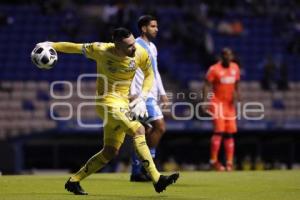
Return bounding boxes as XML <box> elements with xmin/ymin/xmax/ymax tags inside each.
<box><xmin>1</xmin><ymin>171</ymin><xmax>300</xmax><ymax>200</ymax></box>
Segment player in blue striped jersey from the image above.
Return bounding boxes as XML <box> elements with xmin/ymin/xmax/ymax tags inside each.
<box><xmin>130</xmin><ymin>15</ymin><xmax>169</xmax><ymax>182</ymax></box>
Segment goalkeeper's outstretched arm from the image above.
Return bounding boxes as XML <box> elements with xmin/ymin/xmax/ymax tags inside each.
<box><xmin>51</xmin><ymin>42</ymin><xmax>83</xmax><ymax>54</ymax></box>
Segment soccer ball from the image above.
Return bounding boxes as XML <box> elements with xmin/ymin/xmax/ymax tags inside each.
<box><xmin>31</xmin><ymin>43</ymin><xmax>58</xmax><ymax>69</ymax></box>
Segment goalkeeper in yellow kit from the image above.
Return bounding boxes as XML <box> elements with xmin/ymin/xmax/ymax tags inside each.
<box><xmin>36</xmin><ymin>28</ymin><xmax>179</xmax><ymax>195</ymax></box>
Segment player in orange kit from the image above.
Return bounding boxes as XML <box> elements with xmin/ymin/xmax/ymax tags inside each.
<box><xmin>202</xmin><ymin>48</ymin><xmax>241</xmax><ymax>171</ymax></box>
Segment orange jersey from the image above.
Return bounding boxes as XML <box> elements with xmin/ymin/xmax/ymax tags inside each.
<box><xmin>206</xmin><ymin>61</ymin><xmax>240</xmax><ymax>102</ymax></box>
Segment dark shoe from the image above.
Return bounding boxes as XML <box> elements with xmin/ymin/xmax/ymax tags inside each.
<box><xmin>130</xmin><ymin>173</ymin><xmax>151</xmax><ymax>182</ymax></box>
<box><xmin>65</xmin><ymin>178</ymin><xmax>88</xmax><ymax>195</ymax></box>
<box><xmin>211</xmin><ymin>162</ymin><xmax>225</xmax><ymax>171</ymax></box>
<box><xmin>154</xmin><ymin>173</ymin><xmax>179</xmax><ymax>193</ymax></box>
<box><xmin>226</xmin><ymin>163</ymin><xmax>233</xmax><ymax>172</ymax></box>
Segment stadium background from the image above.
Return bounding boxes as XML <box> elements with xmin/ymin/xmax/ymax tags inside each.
<box><xmin>0</xmin><ymin>0</ymin><xmax>300</xmax><ymax>175</ymax></box>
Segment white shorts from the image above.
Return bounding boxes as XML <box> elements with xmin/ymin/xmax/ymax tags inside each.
<box><xmin>145</xmin><ymin>97</ymin><xmax>163</xmax><ymax>123</ymax></box>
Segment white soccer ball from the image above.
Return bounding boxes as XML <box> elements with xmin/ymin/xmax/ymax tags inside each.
<box><xmin>31</xmin><ymin>43</ymin><xmax>58</xmax><ymax>69</ymax></box>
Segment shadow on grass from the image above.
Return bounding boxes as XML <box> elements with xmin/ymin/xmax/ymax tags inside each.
<box><xmin>87</xmin><ymin>194</ymin><xmax>208</xmax><ymax>200</ymax></box>
<box><xmin>174</xmin><ymin>183</ymin><xmax>211</xmax><ymax>188</ymax></box>
<box><xmin>2</xmin><ymin>192</ymin><xmax>208</xmax><ymax>200</ymax></box>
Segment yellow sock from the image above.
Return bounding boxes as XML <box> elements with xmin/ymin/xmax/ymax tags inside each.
<box><xmin>133</xmin><ymin>135</ymin><xmax>160</xmax><ymax>183</ymax></box>
<box><xmin>70</xmin><ymin>150</ymin><xmax>109</xmax><ymax>182</ymax></box>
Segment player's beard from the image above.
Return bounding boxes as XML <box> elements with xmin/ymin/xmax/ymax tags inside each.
<box><xmin>148</xmin><ymin>33</ymin><xmax>156</xmax><ymax>41</ymax></box>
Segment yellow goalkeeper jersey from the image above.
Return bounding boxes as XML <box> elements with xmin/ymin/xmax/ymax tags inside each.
<box><xmin>51</xmin><ymin>42</ymin><xmax>154</xmax><ymax>107</ymax></box>
<box><xmin>83</xmin><ymin>42</ymin><xmax>153</xmax><ymax>106</ymax></box>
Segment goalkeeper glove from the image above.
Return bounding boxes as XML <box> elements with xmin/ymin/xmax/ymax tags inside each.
<box><xmin>129</xmin><ymin>96</ymin><xmax>148</xmax><ymax>120</ymax></box>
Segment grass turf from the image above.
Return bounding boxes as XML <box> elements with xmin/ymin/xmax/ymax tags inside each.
<box><xmin>0</xmin><ymin>171</ymin><xmax>300</xmax><ymax>200</ymax></box>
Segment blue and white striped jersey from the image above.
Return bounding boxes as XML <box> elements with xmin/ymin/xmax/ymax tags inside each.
<box><xmin>130</xmin><ymin>37</ymin><xmax>166</xmax><ymax>100</ymax></box>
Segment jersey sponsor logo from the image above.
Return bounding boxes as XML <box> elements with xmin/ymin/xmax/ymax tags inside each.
<box><xmin>220</xmin><ymin>76</ymin><xmax>236</xmax><ymax>84</ymax></box>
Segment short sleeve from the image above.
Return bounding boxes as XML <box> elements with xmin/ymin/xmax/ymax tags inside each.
<box><xmin>206</xmin><ymin>66</ymin><xmax>216</xmax><ymax>83</ymax></box>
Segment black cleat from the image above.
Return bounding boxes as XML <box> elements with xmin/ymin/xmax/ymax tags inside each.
<box><xmin>154</xmin><ymin>173</ymin><xmax>179</xmax><ymax>193</ymax></box>
<box><xmin>65</xmin><ymin>178</ymin><xmax>88</xmax><ymax>195</ymax></box>
<box><xmin>130</xmin><ymin>173</ymin><xmax>151</xmax><ymax>182</ymax></box>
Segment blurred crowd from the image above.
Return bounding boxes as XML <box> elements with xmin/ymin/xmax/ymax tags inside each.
<box><xmin>1</xmin><ymin>0</ymin><xmax>298</xmax><ymax>62</ymax></box>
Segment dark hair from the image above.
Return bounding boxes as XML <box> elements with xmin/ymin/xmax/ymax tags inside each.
<box><xmin>112</xmin><ymin>27</ymin><xmax>132</xmax><ymax>42</ymax></box>
<box><xmin>221</xmin><ymin>47</ymin><xmax>232</xmax><ymax>54</ymax></box>
<box><xmin>137</xmin><ymin>15</ymin><xmax>156</xmax><ymax>31</ymax></box>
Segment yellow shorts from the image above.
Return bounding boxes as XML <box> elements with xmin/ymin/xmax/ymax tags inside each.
<box><xmin>96</xmin><ymin>104</ymin><xmax>142</xmax><ymax>149</ymax></box>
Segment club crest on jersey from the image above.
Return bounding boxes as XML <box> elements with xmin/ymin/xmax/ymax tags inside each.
<box><xmin>123</xmin><ymin>59</ymin><xmax>136</xmax><ymax>72</ymax></box>
<box><xmin>129</xmin><ymin>59</ymin><xmax>136</xmax><ymax>70</ymax></box>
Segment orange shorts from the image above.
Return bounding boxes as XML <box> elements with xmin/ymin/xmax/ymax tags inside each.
<box><xmin>209</xmin><ymin>100</ymin><xmax>237</xmax><ymax>134</ymax></box>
